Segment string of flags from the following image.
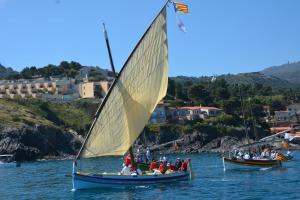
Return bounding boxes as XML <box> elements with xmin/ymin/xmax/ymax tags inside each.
<box><xmin>170</xmin><ymin>1</ymin><xmax>188</xmax><ymax>32</ymax></box>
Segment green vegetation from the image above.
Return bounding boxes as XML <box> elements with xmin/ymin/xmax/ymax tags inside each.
<box><xmin>0</xmin><ymin>98</ymin><xmax>96</xmax><ymax>135</ymax></box>
<box><xmin>0</xmin><ymin>61</ymin><xmax>112</xmax><ymax>80</ymax></box>
<box><xmin>164</xmin><ymin>77</ymin><xmax>300</xmax><ymax>140</ymax></box>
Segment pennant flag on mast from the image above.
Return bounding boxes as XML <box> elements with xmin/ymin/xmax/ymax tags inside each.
<box><xmin>173</xmin><ymin>1</ymin><xmax>188</xmax><ymax>13</ymax></box>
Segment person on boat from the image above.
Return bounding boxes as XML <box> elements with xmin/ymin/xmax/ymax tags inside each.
<box><xmin>261</xmin><ymin>150</ymin><xmax>266</xmax><ymax>158</ymax></box>
<box><xmin>146</xmin><ymin>147</ymin><xmax>151</xmax><ymax>163</ymax></box>
<box><xmin>181</xmin><ymin>160</ymin><xmax>189</xmax><ymax>172</ymax></box>
<box><xmin>120</xmin><ymin>163</ymin><xmax>131</xmax><ymax>175</ymax></box>
<box><xmin>159</xmin><ymin>161</ymin><xmax>167</xmax><ymax>174</ymax></box>
<box><xmin>150</xmin><ymin>160</ymin><xmax>158</xmax><ymax>171</ymax></box>
<box><xmin>136</xmin><ymin>148</ymin><xmax>143</xmax><ymax>163</ymax></box>
<box><xmin>162</xmin><ymin>156</ymin><xmax>167</xmax><ymax>162</ymax></box>
<box><xmin>175</xmin><ymin>158</ymin><xmax>182</xmax><ymax>170</ymax></box>
<box><xmin>243</xmin><ymin>152</ymin><xmax>250</xmax><ymax>160</ymax></box>
<box><xmin>271</xmin><ymin>150</ymin><xmax>277</xmax><ymax>160</ymax></box>
<box><xmin>124</xmin><ymin>153</ymin><xmax>131</xmax><ymax>166</ymax></box>
<box><xmin>126</xmin><ymin>164</ymin><xmax>143</xmax><ymax>176</ymax></box>
<box><xmin>237</xmin><ymin>151</ymin><xmax>243</xmax><ymax>160</ymax></box>
<box><xmin>169</xmin><ymin>162</ymin><xmax>177</xmax><ymax>172</ymax></box>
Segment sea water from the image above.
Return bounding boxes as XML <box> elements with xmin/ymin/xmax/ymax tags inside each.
<box><xmin>0</xmin><ymin>152</ymin><xmax>299</xmax><ymax>200</ymax></box>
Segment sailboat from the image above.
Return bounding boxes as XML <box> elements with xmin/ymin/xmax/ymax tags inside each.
<box><xmin>72</xmin><ymin>2</ymin><xmax>192</xmax><ymax>190</ymax></box>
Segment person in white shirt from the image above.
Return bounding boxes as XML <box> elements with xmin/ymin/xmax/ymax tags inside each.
<box><xmin>270</xmin><ymin>150</ymin><xmax>276</xmax><ymax>160</ymax></box>
<box><xmin>146</xmin><ymin>147</ymin><xmax>151</xmax><ymax>163</ymax></box>
<box><xmin>120</xmin><ymin>164</ymin><xmax>131</xmax><ymax>175</ymax></box>
<box><xmin>243</xmin><ymin>153</ymin><xmax>250</xmax><ymax>159</ymax></box>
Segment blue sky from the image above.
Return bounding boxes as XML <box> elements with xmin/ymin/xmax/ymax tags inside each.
<box><xmin>1</xmin><ymin>0</ymin><xmax>300</xmax><ymax>77</ymax></box>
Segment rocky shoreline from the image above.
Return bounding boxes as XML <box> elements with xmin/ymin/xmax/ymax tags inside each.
<box><xmin>1</xmin><ymin>124</ymin><xmax>299</xmax><ymax>162</ymax></box>
<box><xmin>0</xmin><ymin>125</ymin><xmax>82</xmax><ymax>161</ymax></box>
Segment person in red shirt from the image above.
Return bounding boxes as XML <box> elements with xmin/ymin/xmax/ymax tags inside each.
<box><xmin>181</xmin><ymin>160</ymin><xmax>188</xmax><ymax>171</ymax></box>
<box><xmin>170</xmin><ymin>163</ymin><xmax>176</xmax><ymax>172</ymax></box>
<box><xmin>124</xmin><ymin>154</ymin><xmax>131</xmax><ymax>166</ymax></box>
<box><xmin>159</xmin><ymin>161</ymin><xmax>167</xmax><ymax>174</ymax></box>
<box><xmin>150</xmin><ymin>160</ymin><xmax>158</xmax><ymax>171</ymax></box>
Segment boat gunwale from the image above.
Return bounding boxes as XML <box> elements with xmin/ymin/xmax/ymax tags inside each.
<box><xmin>74</xmin><ymin>171</ymin><xmax>190</xmax><ymax>182</ymax></box>
<box><xmin>223</xmin><ymin>157</ymin><xmax>281</xmax><ymax>166</ymax></box>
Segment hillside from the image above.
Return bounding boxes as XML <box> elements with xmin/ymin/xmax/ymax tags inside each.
<box><xmin>0</xmin><ymin>98</ymin><xmax>96</xmax><ymax>135</ymax></box>
<box><xmin>261</xmin><ymin>61</ymin><xmax>300</xmax><ymax>84</ymax></box>
<box><xmin>0</xmin><ymin>98</ymin><xmax>100</xmax><ymax>160</ymax></box>
<box><xmin>171</xmin><ymin>72</ymin><xmax>294</xmax><ymax>88</ymax></box>
<box><xmin>218</xmin><ymin>72</ymin><xmax>293</xmax><ymax>88</ymax></box>
<box><xmin>0</xmin><ymin>64</ymin><xmax>17</xmax><ymax>78</ymax></box>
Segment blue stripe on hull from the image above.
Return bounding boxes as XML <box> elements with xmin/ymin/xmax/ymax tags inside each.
<box><xmin>73</xmin><ymin>172</ymin><xmax>190</xmax><ymax>190</ymax></box>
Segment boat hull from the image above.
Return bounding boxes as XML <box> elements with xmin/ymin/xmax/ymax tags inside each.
<box><xmin>0</xmin><ymin>161</ymin><xmax>20</xmax><ymax>168</ymax></box>
<box><xmin>223</xmin><ymin>157</ymin><xmax>281</xmax><ymax>171</ymax></box>
<box><xmin>73</xmin><ymin>171</ymin><xmax>190</xmax><ymax>190</ymax></box>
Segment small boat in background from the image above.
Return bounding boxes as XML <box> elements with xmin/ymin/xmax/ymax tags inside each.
<box><xmin>223</xmin><ymin>157</ymin><xmax>281</xmax><ymax>171</ymax></box>
<box><xmin>222</xmin><ymin>140</ymin><xmax>285</xmax><ymax>171</ymax></box>
<box><xmin>0</xmin><ymin>154</ymin><xmax>21</xmax><ymax>168</ymax></box>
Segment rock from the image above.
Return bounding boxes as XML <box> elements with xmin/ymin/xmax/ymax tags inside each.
<box><xmin>199</xmin><ymin>136</ymin><xmax>239</xmax><ymax>153</ymax></box>
<box><xmin>0</xmin><ymin>125</ymin><xmax>82</xmax><ymax>161</ymax></box>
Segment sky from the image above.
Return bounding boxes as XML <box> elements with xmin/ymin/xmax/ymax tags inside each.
<box><xmin>1</xmin><ymin>0</ymin><xmax>300</xmax><ymax>77</ymax></box>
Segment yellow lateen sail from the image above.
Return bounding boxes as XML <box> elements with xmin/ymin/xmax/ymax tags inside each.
<box><xmin>79</xmin><ymin>7</ymin><xmax>168</xmax><ymax>158</ymax></box>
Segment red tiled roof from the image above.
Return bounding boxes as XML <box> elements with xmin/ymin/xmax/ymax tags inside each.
<box><xmin>176</xmin><ymin>106</ymin><xmax>223</xmax><ymax>111</ymax></box>
<box><xmin>199</xmin><ymin>106</ymin><xmax>223</xmax><ymax>110</ymax></box>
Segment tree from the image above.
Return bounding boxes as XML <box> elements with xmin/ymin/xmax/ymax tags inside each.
<box><xmin>222</xmin><ymin>97</ymin><xmax>241</xmax><ymax>115</ymax></box>
<box><xmin>167</xmin><ymin>78</ymin><xmax>176</xmax><ymax>97</ymax></box>
<box><xmin>211</xmin><ymin>78</ymin><xmax>230</xmax><ymax>100</ymax></box>
<box><xmin>188</xmin><ymin>84</ymin><xmax>209</xmax><ymax>102</ymax></box>
<box><xmin>175</xmin><ymin>83</ymin><xmax>188</xmax><ymax>101</ymax></box>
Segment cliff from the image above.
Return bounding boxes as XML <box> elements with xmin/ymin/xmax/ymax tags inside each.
<box><xmin>0</xmin><ymin>98</ymin><xmax>92</xmax><ymax>161</ymax></box>
<box><xmin>0</xmin><ymin>125</ymin><xmax>82</xmax><ymax>161</ymax></box>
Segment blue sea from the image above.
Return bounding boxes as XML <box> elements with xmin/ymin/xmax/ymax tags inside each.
<box><xmin>1</xmin><ymin>152</ymin><xmax>300</xmax><ymax>200</ymax></box>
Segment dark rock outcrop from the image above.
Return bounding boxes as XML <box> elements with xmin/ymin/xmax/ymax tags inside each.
<box><xmin>0</xmin><ymin>125</ymin><xmax>82</xmax><ymax>161</ymax></box>
<box><xmin>138</xmin><ymin>129</ymin><xmax>242</xmax><ymax>154</ymax></box>
<box><xmin>198</xmin><ymin>136</ymin><xmax>239</xmax><ymax>153</ymax></box>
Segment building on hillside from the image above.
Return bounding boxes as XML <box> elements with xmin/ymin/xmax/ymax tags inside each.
<box><xmin>0</xmin><ymin>78</ymin><xmax>75</xmax><ymax>99</ymax></box>
<box><xmin>168</xmin><ymin>106</ymin><xmax>223</xmax><ymax>121</ymax></box>
<box><xmin>78</xmin><ymin>81</ymin><xmax>111</xmax><ymax>99</ymax></box>
<box><xmin>274</xmin><ymin>111</ymin><xmax>290</xmax><ymax>122</ymax></box>
<box><xmin>287</xmin><ymin>103</ymin><xmax>300</xmax><ymax>116</ymax></box>
<box><xmin>150</xmin><ymin>102</ymin><xmax>166</xmax><ymax>124</ymax></box>
<box><xmin>200</xmin><ymin>106</ymin><xmax>224</xmax><ymax>117</ymax></box>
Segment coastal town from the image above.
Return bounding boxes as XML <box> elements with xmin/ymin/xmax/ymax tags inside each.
<box><xmin>1</xmin><ymin>0</ymin><xmax>300</xmax><ymax>199</ymax></box>
<box><xmin>1</xmin><ymin>72</ymin><xmax>300</xmax><ymax>139</ymax></box>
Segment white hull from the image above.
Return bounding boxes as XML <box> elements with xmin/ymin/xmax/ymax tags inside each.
<box><xmin>0</xmin><ymin>162</ymin><xmax>20</xmax><ymax>168</ymax></box>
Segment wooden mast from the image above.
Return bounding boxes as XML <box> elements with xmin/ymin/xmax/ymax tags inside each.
<box><xmin>102</xmin><ymin>23</ymin><xmax>117</xmax><ymax>77</ymax></box>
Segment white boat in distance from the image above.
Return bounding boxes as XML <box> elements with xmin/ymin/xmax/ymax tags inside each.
<box><xmin>0</xmin><ymin>154</ymin><xmax>20</xmax><ymax>168</ymax></box>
